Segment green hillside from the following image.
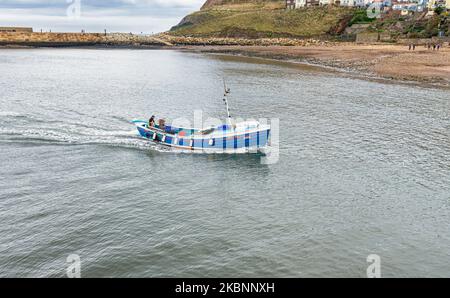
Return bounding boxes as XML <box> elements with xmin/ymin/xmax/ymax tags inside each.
<box><xmin>170</xmin><ymin>2</ymin><xmax>356</xmax><ymax>38</ymax></box>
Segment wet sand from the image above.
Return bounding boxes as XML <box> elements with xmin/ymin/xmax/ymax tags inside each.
<box><xmin>180</xmin><ymin>43</ymin><xmax>450</xmax><ymax>87</ymax></box>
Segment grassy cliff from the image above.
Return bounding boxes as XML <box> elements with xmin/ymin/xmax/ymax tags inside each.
<box><xmin>170</xmin><ymin>1</ymin><xmax>355</xmax><ymax>38</ymax></box>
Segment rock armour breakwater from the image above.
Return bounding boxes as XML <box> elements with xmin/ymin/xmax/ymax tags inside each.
<box><xmin>0</xmin><ymin>32</ymin><xmax>330</xmax><ymax>48</ymax></box>
<box><xmin>159</xmin><ymin>34</ymin><xmax>332</xmax><ymax>46</ymax></box>
<box><xmin>0</xmin><ymin>32</ymin><xmax>172</xmax><ymax>47</ymax></box>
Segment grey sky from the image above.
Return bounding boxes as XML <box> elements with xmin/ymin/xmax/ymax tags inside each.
<box><xmin>0</xmin><ymin>0</ymin><xmax>205</xmax><ymax>33</ymax></box>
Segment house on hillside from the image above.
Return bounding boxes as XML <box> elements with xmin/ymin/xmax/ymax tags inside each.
<box><xmin>353</xmin><ymin>0</ymin><xmax>366</xmax><ymax>6</ymax></box>
<box><xmin>286</xmin><ymin>0</ymin><xmax>296</xmax><ymax>8</ymax></box>
<box><xmin>427</xmin><ymin>0</ymin><xmax>450</xmax><ymax>9</ymax></box>
<box><xmin>392</xmin><ymin>0</ymin><xmax>429</xmax><ymax>11</ymax></box>
<box><xmin>306</xmin><ymin>0</ymin><xmax>321</xmax><ymax>5</ymax></box>
<box><xmin>290</xmin><ymin>0</ymin><xmax>370</xmax><ymax>6</ymax></box>
<box><xmin>287</xmin><ymin>0</ymin><xmax>327</xmax><ymax>7</ymax></box>
<box><xmin>340</xmin><ymin>0</ymin><xmax>355</xmax><ymax>5</ymax></box>
<box><xmin>287</xmin><ymin>0</ymin><xmax>442</xmax><ymax>8</ymax></box>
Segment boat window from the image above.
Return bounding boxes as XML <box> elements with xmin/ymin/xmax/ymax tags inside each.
<box><xmin>199</xmin><ymin>128</ymin><xmax>215</xmax><ymax>135</ymax></box>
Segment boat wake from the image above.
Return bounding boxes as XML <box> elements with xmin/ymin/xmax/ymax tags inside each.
<box><xmin>0</xmin><ymin>112</ymin><xmax>169</xmax><ymax>151</ymax></box>
<box><xmin>0</xmin><ymin>127</ymin><xmax>154</xmax><ymax>148</ymax></box>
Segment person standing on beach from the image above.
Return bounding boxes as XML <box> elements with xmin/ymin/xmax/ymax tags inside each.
<box><xmin>408</xmin><ymin>44</ymin><xmax>412</xmax><ymax>50</ymax></box>
<box><xmin>413</xmin><ymin>44</ymin><xmax>416</xmax><ymax>50</ymax></box>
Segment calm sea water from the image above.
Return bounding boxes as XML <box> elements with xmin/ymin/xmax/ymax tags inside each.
<box><xmin>0</xmin><ymin>49</ymin><xmax>449</xmax><ymax>277</ymax></box>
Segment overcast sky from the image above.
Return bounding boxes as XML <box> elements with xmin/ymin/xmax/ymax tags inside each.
<box><xmin>0</xmin><ymin>0</ymin><xmax>205</xmax><ymax>33</ymax></box>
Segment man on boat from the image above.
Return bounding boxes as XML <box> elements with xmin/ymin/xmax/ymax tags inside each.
<box><xmin>148</xmin><ymin>115</ymin><xmax>155</xmax><ymax>128</ymax></box>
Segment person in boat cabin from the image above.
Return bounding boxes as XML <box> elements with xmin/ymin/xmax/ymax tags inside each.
<box><xmin>148</xmin><ymin>115</ymin><xmax>155</xmax><ymax>128</ymax></box>
<box><xmin>158</xmin><ymin>119</ymin><xmax>166</xmax><ymax>130</ymax></box>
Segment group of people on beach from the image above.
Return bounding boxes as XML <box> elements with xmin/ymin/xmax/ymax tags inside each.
<box><xmin>426</xmin><ymin>43</ymin><xmax>442</xmax><ymax>51</ymax></box>
<box><xmin>408</xmin><ymin>42</ymin><xmax>444</xmax><ymax>51</ymax></box>
<box><xmin>408</xmin><ymin>43</ymin><xmax>416</xmax><ymax>50</ymax></box>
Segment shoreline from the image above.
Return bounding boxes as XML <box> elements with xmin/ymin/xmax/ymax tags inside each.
<box><xmin>176</xmin><ymin>44</ymin><xmax>450</xmax><ymax>89</ymax></box>
<box><xmin>1</xmin><ymin>42</ymin><xmax>449</xmax><ymax>88</ymax></box>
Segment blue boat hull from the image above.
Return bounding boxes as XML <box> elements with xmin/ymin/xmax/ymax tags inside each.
<box><xmin>136</xmin><ymin>125</ymin><xmax>270</xmax><ymax>152</ymax></box>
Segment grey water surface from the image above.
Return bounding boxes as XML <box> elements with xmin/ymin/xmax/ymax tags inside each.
<box><xmin>0</xmin><ymin>49</ymin><xmax>449</xmax><ymax>277</ymax></box>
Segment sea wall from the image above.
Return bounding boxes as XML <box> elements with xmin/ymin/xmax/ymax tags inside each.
<box><xmin>0</xmin><ymin>32</ymin><xmax>172</xmax><ymax>47</ymax></box>
<box><xmin>355</xmin><ymin>32</ymin><xmax>380</xmax><ymax>44</ymax></box>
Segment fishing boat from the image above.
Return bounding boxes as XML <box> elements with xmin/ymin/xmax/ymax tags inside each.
<box><xmin>132</xmin><ymin>83</ymin><xmax>271</xmax><ymax>153</ymax></box>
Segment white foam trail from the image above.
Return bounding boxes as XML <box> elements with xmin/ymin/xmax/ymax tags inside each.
<box><xmin>0</xmin><ymin>111</ymin><xmax>23</xmax><ymax>117</ymax></box>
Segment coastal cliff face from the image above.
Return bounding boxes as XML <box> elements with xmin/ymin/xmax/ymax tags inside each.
<box><xmin>171</xmin><ymin>0</ymin><xmax>449</xmax><ymax>40</ymax></box>
<box><xmin>170</xmin><ymin>1</ymin><xmax>354</xmax><ymax>38</ymax></box>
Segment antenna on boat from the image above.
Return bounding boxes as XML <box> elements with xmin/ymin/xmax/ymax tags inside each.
<box><xmin>222</xmin><ymin>79</ymin><xmax>232</xmax><ymax>123</ymax></box>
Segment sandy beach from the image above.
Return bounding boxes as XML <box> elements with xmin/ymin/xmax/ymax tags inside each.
<box><xmin>180</xmin><ymin>43</ymin><xmax>450</xmax><ymax>87</ymax></box>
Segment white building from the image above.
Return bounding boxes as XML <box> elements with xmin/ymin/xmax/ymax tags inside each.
<box><xmin>340</xmin><ymin>0</ymin><xmax>355</xmax><ymax>5</ymax></box>
<box><xmin>292</xmin><ymin>0</ymin><xmax>371</xmax><ymax>6</ymax></box>
<box><xmin>427</xmin><ymin>0</ymin><xmax>450</xmax><ymax>8</ymax></box>
<box><xmin>289</xmin><ymin>0</ymin><xmax>440</xmax><ymax>7</ymax></box>
<box><xmin>294</xmin><ymin>0</ymin><xmax>338</xmax><ymax>6</ymax></box>
<box><xmin>392</xmin><ymin>0</ymin><xmax>428</xmax><ymax>11</ymax></box>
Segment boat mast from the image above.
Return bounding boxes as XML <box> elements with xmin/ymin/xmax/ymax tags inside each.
<box><xmin>223</xmin><ymin>79</ymin><xmax>231</xmax><ymax>123</ymax></box>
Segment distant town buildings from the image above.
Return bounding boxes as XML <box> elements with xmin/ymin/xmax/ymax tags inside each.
<box><xmin>286</xmin><ymin>0</ymin><xmax>375</xmax><ymax>7</ymax></box>
<box><xmin>295</xmin><ymin>0</ymin><xmax>306</xmax><ymax>7</ymax></box>
<box><xmin>0</xmin><ymin>27</ymin><xmax>33</xmax><ymax>33</ymax></box>
<box><xmin>306</xmin><ymin>0</ymin><xmax>321</xmax><ymax>6</ymax></box>
<box><xmin>286</xmin><ymin>0</ymin><xmax>296</xmax><ymax>9</ymax></box>
<box><xmin>392</xmin><ymin>0</ymin><xmax>423</xmax><ymax>12</ymax></box>
<box><xmin>285</xmin><ymin>0</ymin><xmax>449</xmax><ymax>9</ymax></box>
<box><xmin>340</xmin><ymin>0</ymin><xmax>355</xmax><ymax>6</ymax></box>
